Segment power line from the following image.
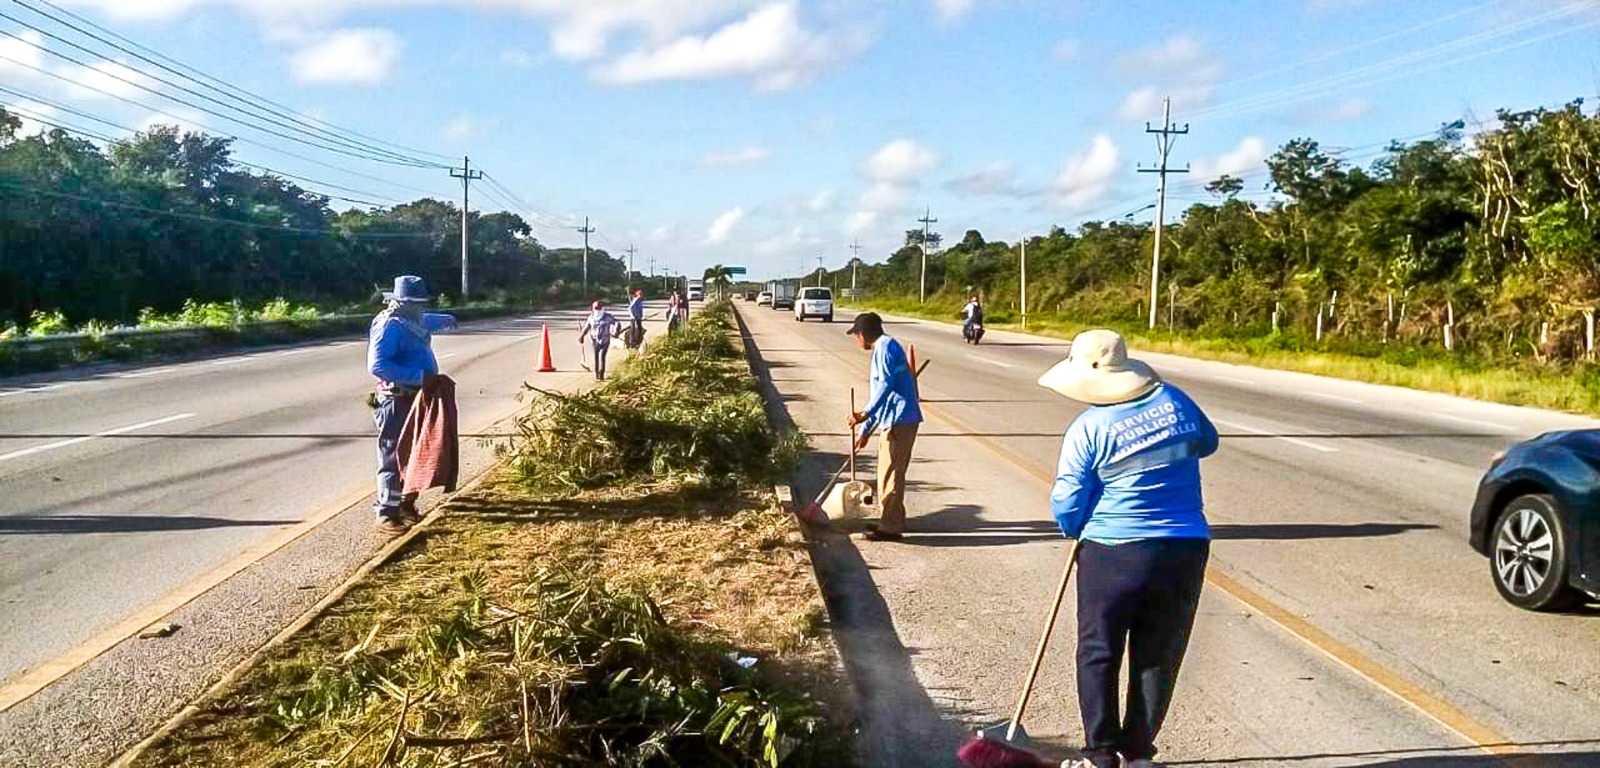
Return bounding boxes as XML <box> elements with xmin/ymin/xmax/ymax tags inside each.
<box><xmin>0</xmin><ymin>8</ymin><xmax>441</xmax><ymax>168</ymax></box>
<box><xmin>0</xmin><ymin>178</ymin><xmax>430</xmax><ymax>238</ymax></box>
<box><xmin>16</xmin><ymin>0</ymin><xmax>453</xmax><ymax>165</ymax></box>
<box><xmin>0</xmin><ymin>26</ymin><xmax>447</xmax><ymax>169</ymax></box>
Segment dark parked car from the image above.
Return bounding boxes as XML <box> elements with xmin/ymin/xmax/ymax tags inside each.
<box><xmin>1470</xmin><ymin>430</ymin><xmax>1600</xmax><ymax>610</ymax></box>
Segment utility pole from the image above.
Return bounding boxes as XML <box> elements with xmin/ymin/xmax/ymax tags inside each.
<box><xmin>1138</xmin><ymin>97</ymin><xmax>1189</xmax><ymax>330</ymax></box>
<box><xmin>816</xmin><ymin>255</ymin><xmax>825</xmax><ymax>287</ymax></box>
<box><xmin>849</xmin><ymin>239</ymin><xmax>861</xmax><ymax>298</ymax></box>
<box><xmin>1020</xmin><ymin>235</ymin><xmax>1028</xmax><ymax>329</ymax></box>
<box><xmin>449</xmin><ymin>156</ymin><xmax>483</xmax><ymax>300</ymax></box>
<box><xmin>625</xmin><ymin>244</ymin><xmax>637</xmax><ymax>285</ymax></box>
<box><xmin>917</xmin><ymin>207</ymin><xmax>937</xmax><ymax>303</ymax></box>
<box><xmin>576</xmin><ymin>217</ymin><xmax>595</xmax><ymax>295</ymax></box>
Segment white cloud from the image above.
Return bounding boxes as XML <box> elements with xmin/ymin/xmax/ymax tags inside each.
<box><xmin>1116</xmin><ymin>84</ymin><xmax>1214</xmax><ymax>122</ymax></box>
<box><xmin>863</xmin><ymin>139</ymin><xmax>940</xmax><ymax>184</ymax></box>
<box><xmin>596</xmin><ymin>2</ymin><xmax>867</xmax><ymax>91</ymax></box>
<box><xmin>806</xmin><ymin>189</ymin><xmax>835</xmax><ymax>212</ymax></box>
<box><xmin>1112</xmin><ymin>33</ymin><xmax>1220</xmax><ymax>121</ymax></box>
<box><xmin>844</xmin><ymin>210</ymin><xmax>878</xmax><ymax>236</ymax></box>
<box><xmin>0</xmin><ymin>31</ymin><xmax>45</xmax><ymax>77</ymax></box>
<box><xmin>1051</xmin><ymin>38</ymin><xmax>1083</xmax><ymax>62</ymax></box>
<box><xmin>441</xmin><ymin>114</ymin><xmax>479</xmax><ymax>142</ymax></box>
<box><xmin>701</xmin><ymin>144</ymin><xmax>771</xmax><ymax>167</ymax></box>
<box><xmin>1053</xmin><ymin>134</ymin><xmax>1120</xmax><ymax>213</ymax></box>
<box><xmin>64</xmin><ymin>60</ymin><xmax>161</xmax><ymax>101</ymax></box>
<box><xmin>1192</xmin><ymin>136</ymin><xmax>1269</xmax><ymax>181</ymax></box>
<box><xmin>707</xmin><ymin>206</ymin><xmax>745</xmax><ymax>243</ymax></box>
<box><xmin>933</xmin><ymin>0</ymin><xmax>975</xmax><ymax>23</ymax></box>
<box><xmin>289</xmin><ymin>28</ymin><xmax>402</xmax><ymax>86</ymax></box>
<box><xmin>1293</xmin><ymin>98</ymin><xmax>1375</xmax><ymax>125</ymax></box>
<box><xmin>946</xmin><ymin>161</ymin><xmax>1032</xmax><ymax>198</ymax></box>
<box><xmin>860</xmin><ymin>181</ymin><xmax>909</xmax><ymax>213</ymax></box>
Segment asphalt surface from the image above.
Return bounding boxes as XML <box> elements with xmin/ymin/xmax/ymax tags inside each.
<box><xmin>0</xmin><ymin>303</ymin><xmax>661</xmax><ymax>767</ymax></box>
<box><xmin>736</xmin><ymin>302</ymin><xmax>1600</xmax><ymax>767</ymax></box>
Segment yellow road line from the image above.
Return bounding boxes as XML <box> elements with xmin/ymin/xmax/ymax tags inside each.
<box><xmin>751</xmin><ymin>307</ymin><xmax>1536</xmax><ymax>767</ymax></box>
<box><xmin>0</xmin><ymin>377</ymin><xmax>555</xmax><ymax>714</ymax></box>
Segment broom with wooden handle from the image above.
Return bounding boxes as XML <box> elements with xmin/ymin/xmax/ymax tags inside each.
<box><xmin>957</xmin><ymin>539</ymin><xmax>1082</xmax><ymax>768</ymax></box>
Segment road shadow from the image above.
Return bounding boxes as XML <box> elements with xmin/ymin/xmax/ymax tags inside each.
<box><xmin>0</xmin><ymin>514</ymin><xmax>298</xmax><ymax>534</ymax></box>
<box><xmin>1220</xmin><ymin>432</ymin><xmax>1505</xmax><ymax>440</ymax></box>
<box><xmin>1210</xmin><ymin>522</ymin><xmax>1438</xmax><ymax>540</ymax></box>
<box><xmin>904</xmin><ymin>504</ymin><xmax>1061</xmax><ymax>547</ymax></box>
<box><xmin>733</xmin><ymin>305</ymin><xmax>970</xmax><ymax>768</ymax></box>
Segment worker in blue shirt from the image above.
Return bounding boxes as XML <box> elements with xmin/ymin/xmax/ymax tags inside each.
<box><xmin>626</xmin><ymin>289</ymin><xmax>646</xmax><ymax>348</ymax></box>
<box><xmin>367</xmin><ymin>275</ymin><xmax>457</xmax><ymax>535</ymax></box>
<box><xmin>845</xmin><ymin>312</ymin><xmax>923</xmax><ymax>541</ymax></box>
<box><xmin>1037</xmin><ymin>329</ymin><xmax>1217</xmax><ymax>768</ymax></box>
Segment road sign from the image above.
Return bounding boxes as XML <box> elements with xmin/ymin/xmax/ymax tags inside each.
<box><xmin>727</xmin><ymin>266</ymin><xmax>747</xmax><ymax>275</ymax></box>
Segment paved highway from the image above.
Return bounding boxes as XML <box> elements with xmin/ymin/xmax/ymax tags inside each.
<box><xmin>0</xmin><ymin>304</ymin><xmax>658</xmax><ymax>766</ymax></box>
<box><xmin>737</xmin><ymin>302</ymin><xmax>1600</xmax><ymax>767</ymax></box>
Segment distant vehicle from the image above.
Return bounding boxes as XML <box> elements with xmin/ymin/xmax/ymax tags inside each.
<box><xmin>743</xmin><ymin>291</ymin><xmax>758</xmax><ymax>301</ymax></box>
<box><xmin>687</xmin><ymin>278</ymin><xmax>704</xmax><ymax>301</ymax></box>
<box><xmin>1469</xmin><ymin>430</ymin><xmax>1600</xmax><ymax>610</ymax></box>
<box><xmin>767</xmin><ymin>281</ymin><xmax>795</xmax><ymax>310</ymax></box>
<box><xmin>794</xmin><ymin>286</ymin><xmax>834</xmax><ymax>322</ymax></box>
<box><xmin>756</xmin><ymin>290</ymin><xmax>773</xmax><ymax>306</ymax></box>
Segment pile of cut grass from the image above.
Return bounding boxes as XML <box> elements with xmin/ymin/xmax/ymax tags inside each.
<box><xmin>510</xmin><ymin>299</ymin><xmax>804</xmax><ymax>492</ymax></box>
<box><xmin>136</xmin><ymin>298</ymin><xmax>850</xmax><ymax>767</ymax></box>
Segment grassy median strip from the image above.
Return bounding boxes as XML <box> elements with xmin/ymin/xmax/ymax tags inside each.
<box><xmin>855</xmin><ymin>297</ymin><xmax>1600</xmax><ymax>416</ymax></box>
<box><xmin>135</xmin><ymin>300</ymin><xmax>852</xmax><ymax>768</ymax></box>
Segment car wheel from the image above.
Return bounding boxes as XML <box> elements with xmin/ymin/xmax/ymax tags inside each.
<box><xmin>824</xmin><ymin>313</ymin><xmax>833</xmax><ymax>323</ymax></box>
<box><xmin>1491</xmin><ymin>494</ymin><xmax>1580</xmax><ymax>611</ymax></box>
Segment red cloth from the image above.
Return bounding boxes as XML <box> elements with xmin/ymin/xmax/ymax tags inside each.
<box><xmin>398</xmin><ymin>375</ymin><xmax>459</xmax><ymax>495</ymax></box>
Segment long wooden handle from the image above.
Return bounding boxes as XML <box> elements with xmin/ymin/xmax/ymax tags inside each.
<box><xmin>1007</xmin><ymin>540</ymin><xmax>1081</xmax><ymax>740</ymax></box>
<box><xmin>849</xmin><ymin>387</ymin><xmax>857</xmax><ymax>482</ymax></box>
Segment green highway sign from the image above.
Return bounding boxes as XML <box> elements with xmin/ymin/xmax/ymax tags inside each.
<box><xmin>727</xmin><ymin>266</ymin><xmax>747</xmax><ymax>275</ymax></box>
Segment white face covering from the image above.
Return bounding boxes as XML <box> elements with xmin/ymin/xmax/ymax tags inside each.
<box><xmin>387</xmin><ymin>299</ymin><xmax>424</xmax><ymax>321</ymax></box>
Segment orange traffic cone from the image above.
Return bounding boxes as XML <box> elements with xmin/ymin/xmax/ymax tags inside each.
<box><xmin>536</xmin><ymin>324</ymin><xmax>557</xmax><ymax>372</ymax></box>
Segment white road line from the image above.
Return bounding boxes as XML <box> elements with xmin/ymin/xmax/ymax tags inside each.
<box><xmin>1432</xmin><ymin>413</ymin><xmax>1514</xmax><ymax>432</ymax></box>
<box><xmin>275</xmin><ymin>348</ymin><xmax>314</xmax><ymax>357</ymax></box>
<box><xmin>209</xmin><ymin>358</ymin><xmax>245</xmax><ymax>367</ymax></box>
<box><xmin>0</xmin><ymin>413</ymin><xmax>197</xmax><ymax>463</ymax></box>
<box><xmin>439</xmin><ymin>353</ymin><xmax>460</xmax><ymax>360</ymax></box>
<box><xmin>0</xmin><ymin>384</ymin><xmax>66</xmax><ymax>398</ymax></box>
<box><xmin>975</xmin><ymin>356</ymin><xmax>1015</xmax><ymax>369</ymax></box>
<box><xmin>1303</xmin><ymin>391</ymin><xmax>1364</xmax><ymax>405</ymax></box>
<box><xmin>1224</xmin><ymin>377</ymin><xmax>1259</xmax><ymax>387</ymax></box>
<box><xmin>115</xmin><ymin>369</ymin><xmax>171</xmax><ymax>379</ymax></box>
<box><xmin>1212</xmin><ymin>417</ymin><xmax>1339</xmax><ymax>453</ymax></box>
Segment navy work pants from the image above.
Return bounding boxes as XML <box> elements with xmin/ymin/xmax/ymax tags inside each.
<box><xmin>1075</xmin><ymin>538</ymin><xmax>1209</xmax><ymax>766</ymax></box>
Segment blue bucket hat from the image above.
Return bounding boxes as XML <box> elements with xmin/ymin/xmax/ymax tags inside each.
<box><xmin>383</xmin><ymin>275</ymin><xmax>431</xmax><ymax>303</ymax></box>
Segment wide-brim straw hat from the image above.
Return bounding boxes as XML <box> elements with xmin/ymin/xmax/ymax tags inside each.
<box><xmin>1037</xmin><ymin>329</ymin><xmax>1160</xmax><ymax>405</ymax></box>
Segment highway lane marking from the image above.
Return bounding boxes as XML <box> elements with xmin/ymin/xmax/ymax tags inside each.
<box><xmin>1432</xmin><ymin>413</ymin><xmax>1515</xmax><ymax>432</ymax></box>
<box><xmin>0</xmin><ymin>413</ymin><xmax>196</xmax><ymax>464</ymax></box>
<box><xmin>975</xmin><ymin>356</ymin><xmax>1015</xmax><ymax>369</ymax></box>
<box><xmin>1211</xmin><ymin>417</ymin><xmax>1338</xmax><ymax>453</ymax></box>
<box><xmin>1303</xmin><ymin>391</ymin><xmax>1364</xmax><ymax>405</ymax></box>
<box><xmin>753</xmin><ymin>309</ymin><xmax>1529</xmax><ymax>763</ymax></box>
<box><xmin>0</xmin><ymin>365</ymin><xmax>563</xmax><ymax>714</ymax></box>
<box><xmin>115</xmin><ymin>369</ymin><xmax>172</xmax><ymax>379</ymax></box>
<box><xmin>0</xmin><ymin>383</ymin><xmax>67</xmax><ymax>397</ymax></box>
<box><xmin>208</xmin><ymin>358</ymin><xmax>246</xmax><ymax>367</ymax></box>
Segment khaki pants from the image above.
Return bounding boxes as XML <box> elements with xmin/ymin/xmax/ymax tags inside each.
<box><xmin>876</xmin><ymin>423</ymin><xmax>919</xmax><ymax>534</ymax></box>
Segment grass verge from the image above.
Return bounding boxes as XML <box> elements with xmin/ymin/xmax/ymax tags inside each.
<box><xmin>134</xmin><ymin>300</ymin><xmax>852</xmax><ymax>768</ymax></box>
<box><xmin>852</xmin><ymin>297</ymin><xmax>1600</xmax><ymax>416</ymax></box>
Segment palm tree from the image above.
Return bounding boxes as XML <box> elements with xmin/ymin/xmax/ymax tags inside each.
<box><xmin>703</xmin><ymin>264</ymin><xmax>734</xmax><ymax>298</ymax></box>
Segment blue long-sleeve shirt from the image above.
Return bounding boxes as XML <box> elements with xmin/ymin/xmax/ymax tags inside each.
<box><xmin>367</xmin><ymin>311</ymin><xmax>456</xmax><ymax>391</ymax></box>
<box><xmin>1050</xmin><ymin>382</ymin><xmax>1218</xmax><ymax>543</ymax></box>
<box><xmin>859</xmin><ymin>335</ymin><xmax>923</xmax><ymax>436</ymax></box>
<box><xmin>628</xmin><ymin>296</ymin><xmax>645</xmax><ymax>320</ymax></box>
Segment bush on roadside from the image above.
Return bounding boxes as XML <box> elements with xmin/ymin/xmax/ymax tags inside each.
<box><xmin>511</xmin><ymin>299</ymin><xmax>802</xmax><ymax>492</ymax></box>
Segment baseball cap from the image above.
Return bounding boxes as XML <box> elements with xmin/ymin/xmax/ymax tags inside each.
<box><xmin>845</xmin><ymin>312</ymin><xmax>884</xmax><ymax>337</ymax></box>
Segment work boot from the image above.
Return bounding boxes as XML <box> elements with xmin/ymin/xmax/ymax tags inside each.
<box><xmin>375</xmin><ymin>517</ymin><xmax>411</xmax><ymax>536</ymax></box>
<box><xmin>862</xmin><ymin>523</ymin><xmax>903</xmax><ymax>542</ymax></box>
<box><xmin>398</xmin><ymin>498</ymin><xmax>422</xmax><ymax>525</ymax></box>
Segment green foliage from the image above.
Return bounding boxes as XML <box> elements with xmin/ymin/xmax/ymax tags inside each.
<box><xmin>0</xmin><ymin>115</ymin><xmax>631</xmax><ymax>330</ymax></box>
<box><xmin>24</xmin><ymin>310</ymin><xmax>70</xmax><ymax>337</ymax></box>
<box><xmin>513</xmin><ymin>300</ymin><xmax>801</xmax><ymax>492</ymax></box>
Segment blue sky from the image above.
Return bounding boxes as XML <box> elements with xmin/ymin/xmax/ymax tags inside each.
<box><xmin>4</xmin><ymin>0</ymin><xmax>1599</xmax><ymax>280</ymax></box>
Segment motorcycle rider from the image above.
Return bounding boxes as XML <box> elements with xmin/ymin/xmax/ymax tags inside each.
<box><xmin>961</xmin><ymin>293</ymin><xmax>984</xmax><ymax>343</ymax></box>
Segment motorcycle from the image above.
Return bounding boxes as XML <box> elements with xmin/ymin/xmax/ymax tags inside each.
<box><xmin>962</xmin><ymin>319</ymin><xmax>985</xmax><ymax>345</ymax></box>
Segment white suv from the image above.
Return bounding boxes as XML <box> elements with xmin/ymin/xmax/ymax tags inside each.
<box><xmin>794</xmin><ymin>287</ymin><xmax>834</xmax><ymax>322</ymax></box>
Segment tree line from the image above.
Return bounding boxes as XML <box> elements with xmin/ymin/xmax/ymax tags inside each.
<box><xmin>0</xmin><ymin>109</ymin><xmax>628</xmax><ymax>331</ymax></box>
<box><xmin>836</xmin><ymin>99</ymin><xmax>1600</xmax><ymax>363</ymax></box>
